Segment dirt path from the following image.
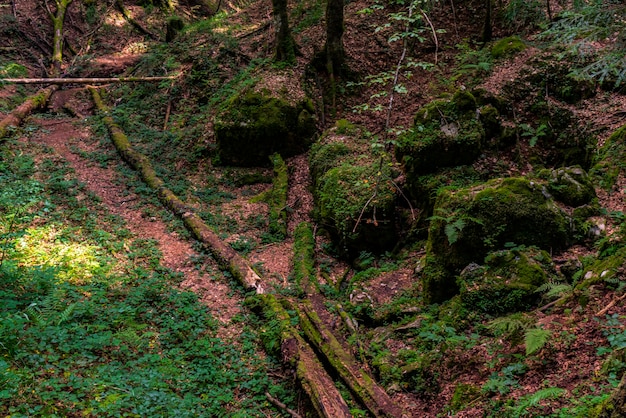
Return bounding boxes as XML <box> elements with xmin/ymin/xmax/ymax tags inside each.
<box><xmin>24</xmin><ymin>99</ymin><xmax>242</xmax><ymax>340</ymax></box>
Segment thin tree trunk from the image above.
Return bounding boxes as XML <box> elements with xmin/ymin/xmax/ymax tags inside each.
<box><xmin>48</xmin><ymin>0</ymin><xmax>73</xmax><ymax>75</ymax></box>
<box><xmin>0</xmin><ymin>86</ymin><xmax>57</xmax><ymax>139</ymax></box>
<box><xmin>324</xmin><ymin>0</ymin><xmax>345</xmax><ymax>76</ymax></box>
<box><xmin>272</xmin><ymin>0</ymin><xmax>295</xmax><ymax>63</ymax></box>
<box><xmin>115</xmin><ymin>0</ymin><xmax>160</xmax><ymax>40</ymax></box>
<box><xmin>482</xmin><ymin>0</ymin><xmax>492</xmax><ymax>43</ymax></box>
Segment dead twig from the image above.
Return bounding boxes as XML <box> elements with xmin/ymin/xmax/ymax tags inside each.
<box><xmin>597</xmin><ymin>292</ymin><xmax>626</xmax><ymax>316</ymax></box>
<box><xmin>265</xmin><ymin>392</ymin><xmax>302</xmax><ymax>418</ymax></box>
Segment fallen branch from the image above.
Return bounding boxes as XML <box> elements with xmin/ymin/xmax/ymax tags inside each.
<box><xmin>597</xmin><ymin>292</ymin><xmax>626</xmax><ymax>316</ymax></box>
<box><xmin>254</xmin><ymin>294</ymin><xmax>352</xmax><ymax>418</ymax></box>
<box><xmin>297</xmin><ymin>300</ymin><xmax>404</xmax><ymax>418</ymax></box>
<box><xmin>2</xmin><ymin>76</ymin><xmax>178</xmax><ymax>84</ymax></box>
<box><xmin>90</xmin><ymin>87</ymin><xmax>263</xmax><ymax>294</ymax></box>
<box><xmin>0</xmin><ymin>85</ymin><xmax>58</xmax><ymax>139</ymax></box>
<box><xmin>265</xmin><ymin>392</ymin><xmax>302</xmax><ymax>418</ymax></box>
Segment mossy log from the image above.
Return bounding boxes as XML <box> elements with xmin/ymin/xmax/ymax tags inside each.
<box><xmin>0</xmin><ymin>85</ymin><xmax>58</xmax><ymax>139</ymax></box>
<box><xmin>268</xmin><ymin>153</ymin><xmax>288</xmax><ymax>239</ymax></box>
<box><xmin>90</xmin><ymin>87</ymin><xmax>263</xmax><ymax>293</ymax></box>
<box><xmin>597</xmin><ymin>371</ymin><xmax>626</xmax><ymax>418</ymax></box>
<box><xmin>297</xmin><ymin>301</ymin><xmax>404</xmax><ymax>418</ymax></box>
<box><xmin>257</xmin><ymin>294</ymin><xmax>352</xmax><ymax>418</ymax></box>
<box><xmin>115</xmin><ymin>0</ymin><xmax>160</xmax><ymax>41</ymax></box>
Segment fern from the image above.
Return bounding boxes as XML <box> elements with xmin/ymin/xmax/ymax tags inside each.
<box><xmin>535</xmin><ymin>282</ymin><xmax>573</xmax><ymax>299</ymax></box>
<box><xmin>511</xmin><ymin>387</ymin><xmax>566</xmax><ymax>417</ymax></box>
<box><xmin>525</xmin><ymin>327</ymin><xmax>552</xmax><ymax>356</ymax></box>
<box><xmin>444</xmin><ymin>219</ymin><xmax>465</xmax><ymax>245</ymax></box>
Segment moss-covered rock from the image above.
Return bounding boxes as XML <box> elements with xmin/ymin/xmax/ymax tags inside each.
<box><xmin>491</xmin><ymin>36</ymin><xmax>526</xmax><ymax>59</ymax></box>
<box><xmin>592</xmin><ymin>123</ymin><xmax>626</xmax><ymax>190</ymax></box>
<box><xmin>542</xmin><ymin>166</ymin><xmax>597</xmax><ymax>207</ymax></box>
<box><xmin>214</xmin><ymin>92</ymin><xmax>316</xmax><ymax>166</ymax></box>
<box><xmin>396</xmin><ymin>93</ymin><xmax>485</xmax><ymax>177</ymax></box>
<box><xmin>310</xmin><ymin>121</ymin><xmax>398</xmax><ymax>257</ymax></box>
<box><xmin>422</xmin><ymin>177</ymin><xmax>572</xmax><ymax>303</ymax></box>
<box><xmin>448</xmin><ymin>383</ymin><xmax>482</xmax><ymax>414</ymax></box>
<box><xmin>458</xmin><ymin>247</ymin><xmax>555</xmax><ymax>314</ymax></box>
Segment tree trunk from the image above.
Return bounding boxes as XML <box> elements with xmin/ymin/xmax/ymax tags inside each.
<box><xmin>272</xmin><ymin>0</ymin><xmax>295</xmax><ymax>63</ymax></box>
<box><xmin>481</xmin><ymin>0</ymin><xmax>492</xmax><ymax>43</ymax></box>
<box><xmin>0</xmin><ymin>85</ymin><xmax>57</xmax><ymax>139</ymax></box>
<box><xmin>324</xmin><ymin>0</ymin><xmax>346</xmax><ymax>76</ymax></box>
<box><xmin>259</xmin><ymin>295</ymin><xmax>353</xmax><ymax>418</ymax></box>
<box><xmin>49</xmin><ymin>0</ymin><xmax>73</xmax><ymax>76</ymax></box>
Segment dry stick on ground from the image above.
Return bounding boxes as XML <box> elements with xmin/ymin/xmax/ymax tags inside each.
<box><xmin>597</xmin><ymin>292</ymin><xmax>626</xmax><ymax>316</ymax></box>
<box><xmin>265</xmin><ymin>392</ymin><xmax>302</xmax><ymax>418</ymax></box>
<box><xmin>297</xmin><ymin>300</ymin><xmax>405</xmax><ymax>418</ymax></box>
<box><xmin>90</xmin><ymin>87</ymin><xmax>264</xmax><ymax>294</ymax></box>
<box><xmin>3</xmin><ymin>76</ymin><xmax>179</xmax><ymax>84</ymax></box>
<box><xmin>0</xmin><ymin>85</ymin><xmax>58</xmax><ymax>139</ymax></box>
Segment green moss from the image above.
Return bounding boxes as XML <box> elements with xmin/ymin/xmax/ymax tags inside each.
<box><xmin>458</xmin><ymin>247</ymin><xmax>554</xmax><ymax>314</ymax></box>
<box><xmin>335</xmin><ymin>118</ymin><xmax>357</xmax><ymax>134</ymax></box>
<box><xmin>310</xmin><ymin>123</ymin><xmax>397</xmax><ymax>257</ymax></box>
<box><xmin>491</xmin><ymin>36</ymin><xmax>526</xmax><ymax>59</ymax></box>
<box><xmin>448</xmin><ymin>383</ymin><xmax>482</xmax><ymax>414</ymax></box>
<box><xmin>292</xmin><ymin>222</ymin><xmax>316</xmax><ymax>293</ymax></box>
<box><xmin>543</xmin><ymin>166</ymin><xmax>596</xmax><ymax>207</ymax></box>
<box><xmin>214</xmin><ymin>92</ymin><xmax>316</xmax><ymax>166</ymax></box>
<box><xmin>423</xmin><ymin>177</ymin><xmax>572</xmax><ymax>303</ymax></box>
<box><xmin>592</xmin><ymin>123</ymin><xmax>626</xmax><ymax>189</ymax></box>
<box><xmin>267</xmin><ymin>153</ymin><xmax>288</xmax><ymax>239</ymax></box>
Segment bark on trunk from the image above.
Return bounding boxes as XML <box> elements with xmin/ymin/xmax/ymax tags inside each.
<box><xmin>49</xmin><ymin>0</ymin><xmax>73</xmax><ymax>76</ymax></box>
<box><xmin>272</xmin><ymin>0</ymin><xmax>295</xmax><ymax>63</ymax></box>
<box><xmin>90</xmin><ymin>87</ymin><xmax>264</xmax><ymax>293</ymax></box>
<box><xmin>0</xmin><ymin>85</ymin><xmax>57</xmax><ymax>139</ymax></box>
<box><xmin>297</xmin><ymin>300</ymin><xmax>404</xmax><ymax>418</ymax></box>
<box><xmin>324</xmin><ymin>0</ymin><xmax>346</xmax><ymax>76</ymax></box>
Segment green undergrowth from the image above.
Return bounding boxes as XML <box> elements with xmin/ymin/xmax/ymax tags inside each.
<box><xmin>0</xmin><ymin>140</ymin><xmax>292</xmax><ymax>416</ymax></box>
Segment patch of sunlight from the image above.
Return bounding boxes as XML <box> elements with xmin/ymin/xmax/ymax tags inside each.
<box><xmin>14</xmin><ymin>224</ymin><xmax>104</xmax><ymax>284</ymax></box>
<box><xmin>105</xmin><ymin>11</ymin><xmax>126</xmax><ymax>27</ymax></box>
<box><xmin>122</xmin><ymin>42</ymin><xmax>149</xmax><ymax>54</ymax></box>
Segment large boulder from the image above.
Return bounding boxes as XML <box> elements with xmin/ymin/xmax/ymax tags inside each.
<box><xmin>310</xmin><ymin>120</ymin><xmax>397</xmax><ymax>257</ymax></box>
<box><xmin>422</xmin><ymin>177</ymin><xmax>572</xmax><ymax>303</ymax></box>
<box><xmin>214</xmin><ymin>92</ymin><xmax>316</xmax><ymax>166</ymax></box>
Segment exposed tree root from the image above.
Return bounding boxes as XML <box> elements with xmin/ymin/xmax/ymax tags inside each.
<box><xmin>0</xmin><ymin>85</ymin><xmax>58</xmax><ymax>139</ymax></box>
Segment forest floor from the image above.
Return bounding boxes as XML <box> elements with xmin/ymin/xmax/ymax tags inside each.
<box><xmin>2</xmin><ymin>0</ymin><xmax>626</xmax><ymax>416</ymax></box>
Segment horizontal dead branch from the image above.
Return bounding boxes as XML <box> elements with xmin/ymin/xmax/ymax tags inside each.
<box><xmin>2</xmin><ymin>76</ymin><xmax>178</xmax><ymax>84</ymax></box>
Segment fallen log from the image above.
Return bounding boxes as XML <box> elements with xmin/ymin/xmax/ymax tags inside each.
<box><xmin>252</xmin><ymin>294</ymin><xmax>352</xmax><ymax>418</ymax></box>
<box><xmin>2</xmin><ymin>76</ymin><xmax>178</xmax><ymax>84</ymax></box>
<box><xmin>90</xmin><ymin>87</ymin><xmax>263</xmax><ymax>293</ymax></box>
<box><xmin>0</xmin><ymin>85</ymin><xmax>58</xmax><ymax>139</ymax></box>
<box><xmin>297</xmin><ymin>300</ymin><xmax>404</xmax><ymax>418</ymax></box>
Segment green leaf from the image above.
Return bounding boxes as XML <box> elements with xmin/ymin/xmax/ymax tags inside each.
<box><xmin>525</xmin><ymin>328</ymin><xmax>552</xmax><ymax>355</ymax></box>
